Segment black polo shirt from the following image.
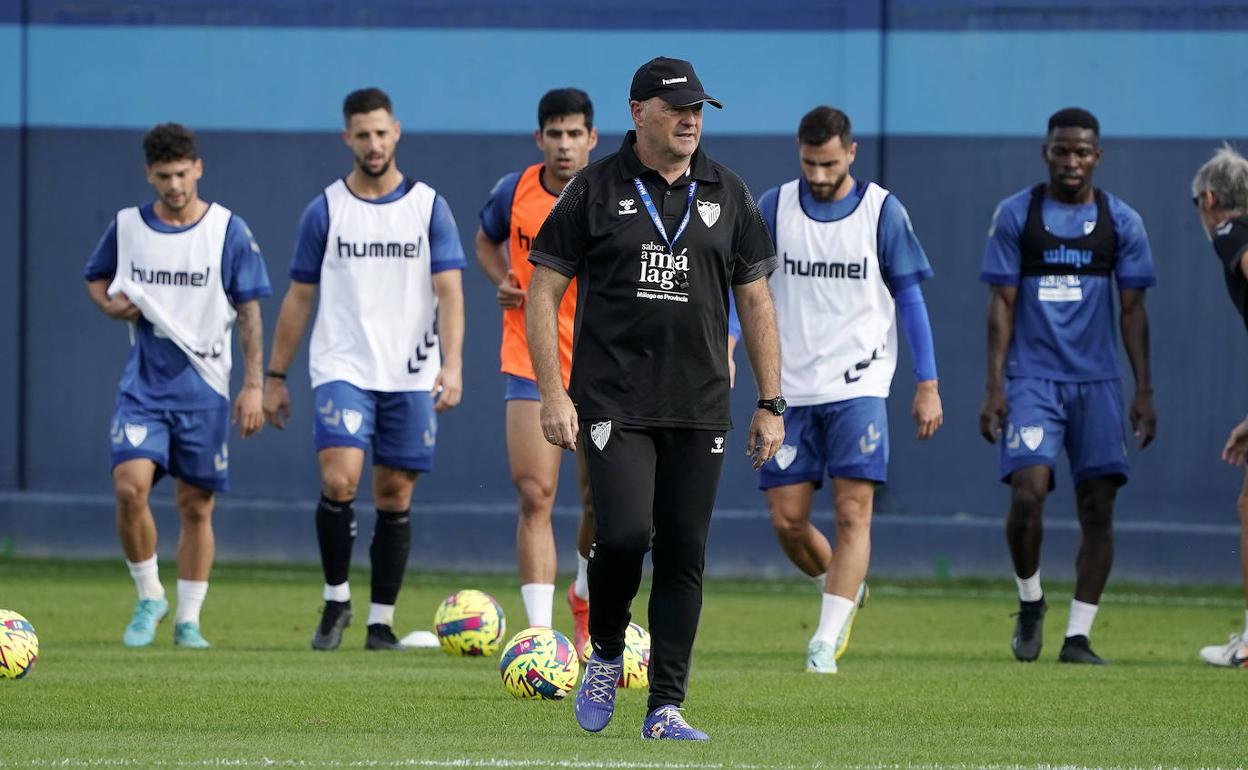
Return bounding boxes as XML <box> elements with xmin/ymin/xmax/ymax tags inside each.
<box><xmin>530</xmin><ymin>131</ymin><xmax>777</xmax><ymax>430</ymax></box>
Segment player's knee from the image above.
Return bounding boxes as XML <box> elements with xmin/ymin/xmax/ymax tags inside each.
<box><xmin>320</xmin><ymin>471</ymin><xmax>358</xmax><ymax>502</ymax></box>
<box><xmin>177</xmin><ymin>501</ymin><xmax>213</xmax><ymax>528</ymax></box>
<box><xmin>514</xmin><ymin>476</ymin><xmax>556</xmax><ymax>519</ymax></box>
<box><xmin>833</xmin><ymin>494</ymin><xmax>872</xmax><ymax>534</ymax></box>
<box><xmin>769</xmin><ymin>507</ymin><xmax>807</xmax><ymax>544</ymax></box>
<box><xmin>113</xmin><ymin>476</ymin><xmax>150</xmax><ymax>512</ymax></box>
<box><xmin>1009</xmin><ymin>480</ymin><xmax>1047</xmax><ymax>516</ymax></box>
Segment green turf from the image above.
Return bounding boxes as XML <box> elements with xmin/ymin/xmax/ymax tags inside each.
<box><xmin>1</xmin><ymin>558</ymin><xmax>1244</xmax><ymax>768</ymax></box>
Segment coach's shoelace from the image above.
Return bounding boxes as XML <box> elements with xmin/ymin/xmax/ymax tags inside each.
<box><xmin>653</xmin><ymin>706</ymin><xmax>692</xmax><ymax>730</ymax></box>
<box><xmin>582</xmin><ymin>659</ymin><xmax>622</xmax><ymax>703</ymax></box>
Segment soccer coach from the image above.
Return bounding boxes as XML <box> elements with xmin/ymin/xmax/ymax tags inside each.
<box><xmin>526</xmin><ymin>56</ymin><xmax>784</xmax><ymax>741</ymax></box>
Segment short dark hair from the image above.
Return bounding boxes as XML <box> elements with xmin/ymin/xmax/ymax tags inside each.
<box><xmin>798</xmin><ymin>106</ymin><xmax>852</xmax><ymax>147</ymax></box>
<box><xmin>1048</xmin><ymin>107</ymin><xmax>1100</xmax><ymax>137</ymax></box>
<box><xmin>538</xmin><ymin>88</ymin><xmax>594</xmax><ymax>130</ymax></box>
<box><xmin>343</xmin><ymin>87</ymin><xmax>393</xmax><ymax>123</ymax></box>
<box><xmin>143</xmin><ymin>123</ymin><xmax>197</xmax><ymax>165</ymax></box>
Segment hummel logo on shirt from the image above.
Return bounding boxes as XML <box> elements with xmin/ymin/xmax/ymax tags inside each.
<box><xmin>619</xmin><ymin>198</ymin><xmax>638</xmax><ymax>215</ymax></box>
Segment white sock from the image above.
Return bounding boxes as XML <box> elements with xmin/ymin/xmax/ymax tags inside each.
<box><xmin>174</xmin><ymin>579</ymin><xmax>208</xmax><ymax>625</ymax></box>
<box><xmin>323</xmin><ymin>582</ymin><xmax>350</xmax><ymax>602</ymax></box>
<box><xmin>811</xmin><ymin>572</ymin><xmax>827</xmax><ymax>590</ymax></box>
<box><xmin>574</xmin><ymin>555</ymin><xmax>590</xmax><ymax>601</ymax></box>
<box><xmin>1066</xmin><ymin>599</ymin><xmax>1099</xmax><ymax>638</ymax></box>
<box><xmin>521</xmin><ymin>583</ymin><xmax>555</xmax><ymax>627</ymax></box>
<box><xmin>126</xmin><ymin>555</ymin><xmax>165</xmax><ymax>601</ymax></box>
<box><xmin>367</xmin><ymin>603</ymin><xmax>395</xmax><ymax>627</ymax></box>
<box><xmin>811</xmin><ymin>593</ymin><xmax>855</xmax><ymax>645</ymax></box>
<box><xmin>1015</xmin><ymin>571</ymin><xmax>1043</xmax><ymax>602</ymax></box>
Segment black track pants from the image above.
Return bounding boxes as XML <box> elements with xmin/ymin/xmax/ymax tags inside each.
<box><xmin>581</xmin><ymin>419</ymin><xmax>727</xmax><ymax>711</ymax></box>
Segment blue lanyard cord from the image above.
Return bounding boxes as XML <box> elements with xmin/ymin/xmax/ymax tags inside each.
<box><xmin>633</xmin><ymin>177</ymin><xmax>697</xmax><ymax>253</ymax></box>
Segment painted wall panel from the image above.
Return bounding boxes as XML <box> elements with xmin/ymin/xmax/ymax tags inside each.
<box><xmin>26</xmin><ymin>26</ymin><xmax>880</xmax><ymax>135</ymax></box>
<box><xmin>886</xmin><ymin>31</ymin><xmax>1248</xmax><ymax>137</ymax></box>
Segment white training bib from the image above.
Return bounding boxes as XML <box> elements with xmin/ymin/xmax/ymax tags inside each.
<box><xmin>109</xmin><ymin>203</ymin><xmax>235</xmax><ymax>399</ymax></box>
<box><xmin>310</xmin><ymin>179</ymin><xmax>439</xmax><ymax>392</ymax></box>
<box><xmin>769</xmin><ymin>180</ymin><xmax>897</xmax><ymax>405</ymax></box>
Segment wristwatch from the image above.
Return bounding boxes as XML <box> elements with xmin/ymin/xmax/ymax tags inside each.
<box><xmin>757</xmin><ymin>396</ymin><xmax>787</xmax><ymax>416</ymax></box>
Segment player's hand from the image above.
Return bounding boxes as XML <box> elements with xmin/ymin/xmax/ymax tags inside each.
<box><xmin>496</xmin><ymin>271</ymin><xmax>526</xmax><ymax>310</ymax></box>
<box><xmin>101</xmin><ymin>292</ymin><xmax>141</xmax><ymax>321</ymax></box>
<box><xmin>1130</xmin><ymin>388</ymin><xmax>1156</xmax><ymax>449</ymax></box>
<box><xmin>433</xmin><ymin>364</ymin><xmax>463</xmax><ymax>413</ymax></box>
<box><xmin>1221</xmin><ymin>416</ymin><xmax>1248</xmax><ymax>466</ymax></box>
<box><xmin>233</xmin><ymin>384</ymin><xmax>264</xmax><ymax>438</ymax></box>
<box><xmin>540</xmin><ymin>390</ymin><xmax>579</xmax><ymax>451</ymax></box>
<box><xmin>978</xmin><ymin>385</ymin><xmax>1007</xmax><ymax>444</ymax></box>
<box><xmin>913</xmin><ymin>380</ymin><xmax>943</xmax><ymax>440</ymax></box>
<box><xmin>728</xmin><ymin>356</ymin><xmax>737</xmax><ymax>389</ymax></box>
<box><xmin>746</xmin><ymin>410</ymin><xmax>784</xmax><ymax>470</ymax></box>
<box><xmin>262</xmin><ymin>377</ymin><xmax>291</xmax><ymax>429</ymax></box>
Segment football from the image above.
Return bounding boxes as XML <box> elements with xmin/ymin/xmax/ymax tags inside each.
<box><xmin>580</xmin><ymin>621</ymin><xmax>651</xmax><ymax>688</ymax></box>
<box><xmin>433</xmin><ymin>590</ymin><xmax>505</xmax><ymax>657</ymax></box>
<box><xmin>0</xmin><ymin>609</ymin><xmax>39</xmax><ymax>680</ymax></box>
<box><xmin>499</xmin><ymin>626</ymin><xmax>580</xmax><ymax>700</ymax></box>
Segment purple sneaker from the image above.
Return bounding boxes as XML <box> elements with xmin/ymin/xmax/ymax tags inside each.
<box><xmin>574</xmin><ymin>653</ymin><xmax>622</xmax><ymax>732</ymax></box>
<box><xmin>642</xmin><ymin>705</ymin><xmax>709</xmax><ymax>741</ymax></box>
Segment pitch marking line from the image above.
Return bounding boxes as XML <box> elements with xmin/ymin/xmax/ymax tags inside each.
<box><xmin>2</xmin><ymin>761</ymin><xmax>1245</xmax><ymax>770</ymax></box>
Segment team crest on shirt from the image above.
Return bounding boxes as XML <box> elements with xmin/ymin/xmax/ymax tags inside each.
<box><xmin>341</xmin><ymin>409</ymin><xmax>363</xmax><ymax>436</ymax></box>
<box><xmin>590</xmin><ymin>420</ymin><xmax>612</xmax><ymax>451</ymax></box>
<box><xmin>124</xmin><ymin>423</ymin><xmax>148</xmax><ymax>448</ymax></box>
<box><xmin>774</xmin><ymin>444</ymin><xmax>797</xmax><ymax>470</ymax></box>
<box><xmin>1019</xmin><ymin>426</ymin><xmax>1044</xmax><ymax>451</ymax></box>
<box><xmin>1083</xmin><ymin>220</ymin><xmax>1096</xmax><ymax>236</ymax></box>
<box><xmin>696</xmin><ymin>199</ymin><xmax>720</xmax><ymax>228</ymax></box>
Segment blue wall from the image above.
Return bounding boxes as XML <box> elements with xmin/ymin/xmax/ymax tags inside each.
<box><xmin>5</xmin><ymin>1</ymin><xmax>1248</xmax><ymax>575</ymax></box>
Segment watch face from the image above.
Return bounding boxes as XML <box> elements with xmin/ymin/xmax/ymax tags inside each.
<box><xmin>775</xmin><ymin>398</ymin><xmax>787</xmax><ymax>414</ymax></box>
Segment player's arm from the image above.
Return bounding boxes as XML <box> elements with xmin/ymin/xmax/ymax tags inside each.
<box><xmin>84</xmin><ymin>223</ymin><xmax>139</xmax><ymax>320</ymax></box>
<box><xmin>86</xmin><ymin>279</ymin><xmax>140</xmax><ymax>321</ymax></box>
<box><xmin>979</xmin><ymin>284</ymin><xmax>1016</xmax><ymax>443</ymax></box>
<box><xmin>475</xmin><ymin>228</ymin><xmax>524</xmax><ymax>310</ymax></box>
<box><xmin>233</xmin><ymin>299</ymin><xmax>264</xmax><ymax>438</ymax></box>
<box><xmin>262</xmin><ymin>280</ymin><xmax>316</xmax><ymax>429</ymax></box>
<box><xmin>527</xmin><ymin>265</ymin><xmax>577</xmax><ymax>450</ymax></box>
<box><xmin>733</xmin><ymin>278</ymin><xmax>784</xmax><ymax>469</ymax></box>
<box><xmin>879</xmin><ymin>196</ymin><xmax>941</xmax><ymax>439</ymax></box>
<box><xmin>1119</xmin><ymin>287</ymin><xmax>1156</xmax><ymax>448</ymax></box>
<box><xmin>1225</xmin><ymin>250</ymin><xmax>1248</xmax><ymax>464</ymax></box>
<box><xmin>432</xmin><ymin>270</ymin><xmax>464</xmax><ymax>413</ymax></box>
<box><xmin>894</xmin><ymin>283</ymin><xmax>942</xmax><ymax>440</ymax></box>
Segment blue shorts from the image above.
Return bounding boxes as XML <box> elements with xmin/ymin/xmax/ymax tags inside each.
<box><xmin>313</xmin><ymin>381</ymin><xmax>437</xmax><ymax>472</ymax></box>
<box><xmin>109</xmin><ymin>398</ymin><xmax>230</xmax><ymax>492</ymax></box>
<box><xmin>1000</xmin><ymin>377</ymin><xmax>1128</xmax><ymax>488</ymax></box>
<box><xmin>504</xmin><ymin>374</ymin><xmax>540</xmax><ymax>402</ymax></box>
<box><xmin>759</xmin><ymin>397</ymin><xmax>889</xmax><ymax>490</ymax></box>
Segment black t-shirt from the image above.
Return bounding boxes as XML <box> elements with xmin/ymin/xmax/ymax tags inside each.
<box><xmin>529</xmin><ymin>131</ymin><xmax>777</xmax><ymax>429</ymax></box>
<box><xmin>1213</xmin><ymin>215</ymin><xmax>1248</xmax><ymax>334</ymax></box>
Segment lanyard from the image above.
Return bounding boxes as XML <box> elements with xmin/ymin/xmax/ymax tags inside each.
<box><xmin>633</xmin><ymin>177</ymin><xmax>697</xmax><ymax>254</ymax></box>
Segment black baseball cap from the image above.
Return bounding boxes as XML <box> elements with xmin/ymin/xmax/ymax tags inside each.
<box><xmin>629</xmin><ymin>57</ymin><xmax>723</xmax><ymax>109</ymax></box>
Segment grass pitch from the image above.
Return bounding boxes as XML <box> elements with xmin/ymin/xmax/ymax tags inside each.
<box><xmin>0</xmin><ymin>558</ymin><xmax>1244</xmax><ymax>769</ymax></box>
